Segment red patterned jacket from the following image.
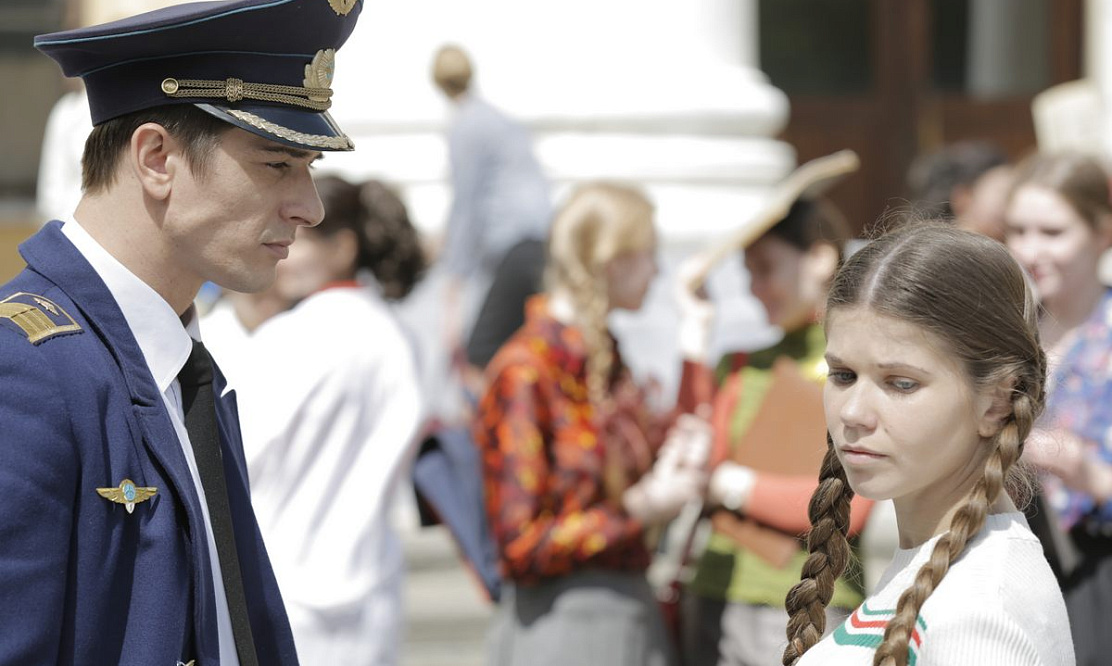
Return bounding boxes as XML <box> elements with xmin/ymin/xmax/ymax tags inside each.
<box><xmin>476</xmin><ymin>297</ymin><xmax>708</xmax><ymax>584</ymax></box>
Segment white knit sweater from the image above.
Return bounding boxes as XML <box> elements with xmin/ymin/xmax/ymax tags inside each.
<box><xmin>796</xmin><ymin>512</ymin><xmax>1074</xmax><ymax>666</ymax></box>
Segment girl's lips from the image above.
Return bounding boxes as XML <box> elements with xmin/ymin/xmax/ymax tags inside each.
<box><xmin>840</xmin><ymin>447</ymin><xmax>887</xmax><ymax>464</ymax></box>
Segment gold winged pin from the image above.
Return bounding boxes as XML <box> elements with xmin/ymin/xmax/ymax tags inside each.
<box><xmin>96</xmin><ymin>478</ymin><xmax>157</xmax><ymax>514</ymax></box>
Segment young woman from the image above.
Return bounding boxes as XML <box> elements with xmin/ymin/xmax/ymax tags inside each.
<box><xmin>1004</xmin><ymin>153</ymin><xmax>1112</xmax><ymax>665</ymax></box>
<box><xmin>681</xmin><ymin>198</ymin><xmax>873</xmax><ymax>666</ymax></box>
<box><xmin>477</xmin><ymin>182</ymin><xmax>707</xmax><ymax>666</ymax></box>
<box><xmin>783</xmin><ymin>224</ymin><xmax>1073</xmax><ymax>666</ymax></box>
<box><xmin>234</xmin><ymin>175</ymin><xmax>428</xmax><ymax>666</ymax></box>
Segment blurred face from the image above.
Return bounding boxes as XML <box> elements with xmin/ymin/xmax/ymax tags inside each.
<box><xmin>824</xmin><ymin>307</ymin><xmax>997</xmax><ymax>514</ymax></box>
<box><xmin>605</xmin><ymin>244</ymin><xmax>658</xmax><ymax>312</ymax></box>
<box><xmin>1005</xmin><ymin>185</ymin><xmax>1110</xmax><ymax>311</ymax></box>
<box><xmin>744</xmin><ymin>234</ymin><xmax>833</xmax><ymax>331</ymax></box>
<box><xmin>955</xmin><ymin>167</ymin><xmax>1012</xmax><ymax>242</ymax></box>
<box><xmin>164</xmin><ymin>128</ymin><xmax>324</xmax><ymax>294</ymax></box>
<box><xmin>273</xmin><ymin>226</ymin><xmax>357</xmax><ymax>302</ymax></box>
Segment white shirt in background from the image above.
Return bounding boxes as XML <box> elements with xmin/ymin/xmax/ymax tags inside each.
<box><xmin>234</xmin><ymin>285</ymin><xmax>424</xmax><ymax>666</ymax></box>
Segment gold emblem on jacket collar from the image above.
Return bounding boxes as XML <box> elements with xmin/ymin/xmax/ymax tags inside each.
<box><xmin>0</xmin><ymin>292</ymin><xmax>82</xmax><ymax>344</ymax></box>
<box><xmin>327</xmin><ymin>0</ymin><xmax>357</xmax><ymax>15</ymax></box>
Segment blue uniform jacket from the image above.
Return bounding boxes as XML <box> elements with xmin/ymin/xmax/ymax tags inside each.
<box><xmin>0</xmin><ymin>223</ymin><xmax>298</xmax><ymax>665</ymax></box>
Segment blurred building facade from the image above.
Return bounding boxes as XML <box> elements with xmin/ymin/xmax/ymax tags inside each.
<box><xmin>3</xmin><ymin>0</ymin><xmax>1106</xmax><ymax>263</ymax></box>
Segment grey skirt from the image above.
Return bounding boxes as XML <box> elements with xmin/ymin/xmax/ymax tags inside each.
<box><xmin>488</xmin><ymin>569</ymin><xmax>677</xmax><ymax>666</ymax></box>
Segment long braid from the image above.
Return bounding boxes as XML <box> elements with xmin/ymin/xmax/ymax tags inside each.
<box><xmin>783</xmin><ymin>436</ymin><xmax>855</xmax><ymax>665</ymax></box>
<box><xmin>579</xmin><ymin>274</ymin><xmax>614</xmax><ymax>409</ymax></box>
<box><xmin>871</xmin><ymin>373</ymin><xmax>1040</xmax><ymax>666</ymax></box>
<box><xmin>544</xmin><ymin>182</ymin><xmax>656</xmax><ymax>499</ymax></box>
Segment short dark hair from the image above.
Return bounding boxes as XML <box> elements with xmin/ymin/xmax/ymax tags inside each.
<box><xmin>81</xmin><ymin>105</ymin><xmax>231</xmax><ymax>193</ymax></box>
<box><xmin>313</xmin><ymin>175</ymin><xmax>428</xmax><ymax>300</ymax></box>
<box><xmin>907</xmin><ymin>140</ymin><xmax>1008</xmax><ymax>218</ymax></box>
<box><xmin>764</xmin><ymin>196</ymin><xmax>850</xmax><ymax>257</ymax></box>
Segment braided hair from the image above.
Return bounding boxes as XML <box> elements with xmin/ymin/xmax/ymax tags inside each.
<box><xmin>545</xmin><ymin>182</ymin><xmax>656</xmax><ymax>407</ymax></box>
<box><xmin>782</xmin><ymin>223</ymin><xmax>1046</xmax><ymax>666</ymax></box>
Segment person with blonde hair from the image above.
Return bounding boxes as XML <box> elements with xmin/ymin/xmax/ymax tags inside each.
<box><xmin>430</xmin><ymin>44</ymin><xmax>552</xmax><ymax>381</ymax></box>
<box><xmin>783</xmin><ymin>224</ymin><xmax>1073</xmax><ymax>666</ymax></box>
<box><xmin>477</xmin><ymin>183</ymin><xmax>708</xmax><ymax>666</ymax></box>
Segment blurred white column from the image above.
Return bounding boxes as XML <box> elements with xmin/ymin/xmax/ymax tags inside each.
<box><xmin>326</xmin><ymin>0</ymin><xmax>790</xmax><ymax>408</ymax></box>
<box><xmin>326</xmin><ymin>0</ymin><xmax>792</xmax><ymax>242</ymax></box>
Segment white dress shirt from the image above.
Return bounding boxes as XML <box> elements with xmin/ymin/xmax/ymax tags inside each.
<box><xmin>62</xmin><ymin>219</ymin><xmax>240</xmax><ymax>666</ymax></box>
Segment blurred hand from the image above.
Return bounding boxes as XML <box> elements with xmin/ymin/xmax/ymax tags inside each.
<box><xmin>622</xmin><ymin>465</ymin><xmax>707</xmax><ymax>527</ymax></box>
<box><xmin>1025</xmin><ymin>428</ymin><xmax>1112</xmax><ymax>503</ymax></box>
<box><xmin>659</xmin><ymin>414</ymin><xmax>713</xmax><ymax>471</ymax></box>
<box><xmin>707</xmin><ymin>461</ymin><xmax>756</xmax><ymax>512</ymax></box>
<box><xmin>1024</xmin><ymin>428</ymin><xmax>1087</xmax><ymax>485</ymax></box>
<box><xmin>442</xmin><ymin>278</ymin><xmax>465</xmax><ymax>362</ymax></box>
<box><xmin>674</xmin><ymin>252</ymin><xmax>717</xmax><ymax>362</ymax></box>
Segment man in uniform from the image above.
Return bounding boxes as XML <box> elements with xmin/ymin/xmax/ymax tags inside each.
<box><xmin>0</xmin><ymin>0</ymin><xmax>362</xmax><ymax>663</ymax></box>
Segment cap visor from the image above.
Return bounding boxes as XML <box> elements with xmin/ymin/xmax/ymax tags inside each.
<box><xmin>196</xmin><ymin>102</ymin><xmax>353</xmax><ymax>151</ymax></box>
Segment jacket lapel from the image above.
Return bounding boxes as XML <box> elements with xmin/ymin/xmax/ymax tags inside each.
<box><xmin>19</xmin><ymin>222</ymin><xmax>218</xmax><ymax>650</ymax></box>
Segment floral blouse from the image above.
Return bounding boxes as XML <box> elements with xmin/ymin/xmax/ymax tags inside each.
<box><xmin>1043</xmin><ymin>288</ymin><xmax>1112</xmax><ymax>528</ymax></box>
<box><xmin>476</xmin><ymin>297</ymin><xmax>678</xmax><ymax>584</ymax></box>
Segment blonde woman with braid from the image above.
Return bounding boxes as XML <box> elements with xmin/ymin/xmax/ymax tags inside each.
<box><xmin>783</xmin><ymin>224</ymin><xmax>1073</xmax><ymax>666</ymax></box>
<box><xmin>476</xmin><ymin>183</ymin><xmax>710</xmax><ymax>666</ymax></box>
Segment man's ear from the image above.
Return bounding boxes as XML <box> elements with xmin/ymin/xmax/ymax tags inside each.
<box><xmin>129</xmin><ymin>123</ymin><xmax>176</xmax><ymax>201</ymax></box>
<box><xmin>978</xmin><ymin>376</ymin><xmax>1017</xmax><ymax>439</ymax></box>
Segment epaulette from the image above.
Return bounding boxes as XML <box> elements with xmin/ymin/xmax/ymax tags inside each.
<box><xmin>0</xmin><ymin>292</ymin><xmax>83</xmax><ymax>344</ymax></box>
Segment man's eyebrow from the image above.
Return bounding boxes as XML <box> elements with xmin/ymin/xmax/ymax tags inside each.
<box><xmin>260</xmin><ymin>145</ymin><xmax>324</xmax><ymax>162</ymax></box>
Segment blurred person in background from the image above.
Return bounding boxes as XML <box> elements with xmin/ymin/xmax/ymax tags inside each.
<box><xmin>907</xmin><ymin>140</ymin><xmax>1013</xmax><ymax>242</ymax></box>
<box><xmin>477</xmin><ymin>183</ymin><xmax>710</xmax><ymax>666</ymax></box>
<box><xmin>234</xmin><ymin>175</ymin><xmax>427</xmax><ymax>665</ymax></box>
<box><xmin>1004</xmin><ymin>152</ymin><xmax>1112</xmax><ymax>665</ymax></box>
<box><xmin>677</xmin><ymin>198</ymin><xmax>874</xmax><ymax>666</ymax></box>
<box><xmin>431</xmin><ymin>44</ymin><xmax>552</xmax><ymax>384</ymax></box>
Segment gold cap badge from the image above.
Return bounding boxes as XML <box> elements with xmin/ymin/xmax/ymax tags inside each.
<box><xmin>327</xmin><ymin>0</ymin><xmax>357</xmax><ymax>15</ymax></box>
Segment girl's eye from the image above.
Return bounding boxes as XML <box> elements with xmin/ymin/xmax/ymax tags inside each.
<box><xmin>890</xmin><ymin>378</ymin><xmax>919</xmax><ymax>393</ymax></box>
<box><xmin>827</xmin><ymin>369</ymin><xmax>855</xmax><ymax>386</ymax></box>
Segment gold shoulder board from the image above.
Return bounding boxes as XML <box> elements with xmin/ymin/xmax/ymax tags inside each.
<box><xmin>0</xmin><ymin>293</ymin><xmax>82</xmax><ymax>344</ymax></box>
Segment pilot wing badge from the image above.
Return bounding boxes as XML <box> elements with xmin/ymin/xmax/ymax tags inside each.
<box><xmin>97</xmin><ymin>478</ymin><xmax>157</xmax><ymax>514</ymax></box>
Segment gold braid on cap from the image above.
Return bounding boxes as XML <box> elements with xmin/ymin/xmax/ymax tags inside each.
<box><xmin>160</xmin><ymin>77</ymin><xmax>332</xmax><ymax>111</ymax></box>
<box><xmin>160</xmin><ymin>49</ymin><xmax>337</xmax><ymax>111</ymax></box>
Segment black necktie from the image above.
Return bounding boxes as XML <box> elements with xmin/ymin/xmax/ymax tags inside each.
<box><xmin>178</xmin><ymin>340</ymin><xmax>259</xmax><ymax>666</ymax></box>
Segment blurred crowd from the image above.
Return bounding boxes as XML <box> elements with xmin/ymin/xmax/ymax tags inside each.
<box><xmin>30</xmin><ymin>30</ymin><xmax>1112</xmax><ymax>666</ymax></box>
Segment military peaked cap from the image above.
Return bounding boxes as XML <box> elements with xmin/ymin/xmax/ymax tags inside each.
<box><xmin>35</xmin><ymin>0</ymin><xmax>362</xmax><ymax>151</ymax></box>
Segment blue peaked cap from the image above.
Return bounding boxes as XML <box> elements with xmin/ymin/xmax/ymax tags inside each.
<box><xmin>35</xmin><ymin>0</ymin><xmax>362</xmax><ymax>151</ymax></box>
